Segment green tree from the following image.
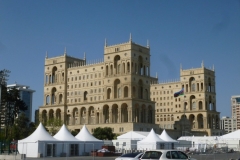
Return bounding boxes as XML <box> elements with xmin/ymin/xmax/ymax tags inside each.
<box><xmin>0</xmin><ymin>84</ymin><xmax>28</xmax><ymax>138</ymax></box>
<box><xmin>71</xmin><ymin>130</ymin><xmax>78</xmax><ymax>136</ymax></box>
<box><xmin>46</xmin><ymin>118</ymin><xmax>63</xmax><ymax>135</ymax></box>
<box><xmin>10</xmin><ymin>113</ymin><xmax>30</xmax><ymax>140</ymax></box>
<box><xmin>92</xmin><ymin>127</ymin><xmax>116</xmax><ymax>140</ymax></box>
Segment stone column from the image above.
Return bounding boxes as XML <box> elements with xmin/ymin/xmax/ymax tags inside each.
<box><xmin>139</xmin><ymin>108</ymin><xmax>142</xmax><ymax>123</ymax></box>
<box><xmin>70</xmin><ymin>112</ymin><xmax>74</xmax><ymax>125</ymax></box>
<box><xmin>109</xmin><ymin>108</ymin><xmax>112</xmax><ymax>123</ymax></box>
<box><xmin>128</xmin><ymin>109</ymin><xmax>132</xmax><ymax>122</ymax></box>
<box><xmin>99</xmin><ymin>110</ymin><xmax>103</xmax><ymax>124</ymax></box>
<box><xmin>78</xmin><ymin>108</ymin><xmax>81</xmax><ymax>125</ymax></box>
<box><xmin>195</xmin><ymin>118</ymin><xmax>198</xmax><ymax>129</ymax></box>
<box><xmin>94</xmin><ymin>110</ymin><xmax>97</xmax><ymax>124</ymax></box>
<box><xmin>85</xmin><ymin>109</ymin><xmax>89</xmax><ymax>124</ymax></box>
<box><xmin>118</xmin><ymin>108</ymin><xmax>121</xmax><ymax>123</ymax></box>
<box><xmin>61</xmin><ymin>112</ymin><xmax>65</xmax><ymax>124</ymax></box>
<box><xmin>145</xmin><ymin>108</ymin><xmax>148</xmax><ymax>123</ymax></box>
<box><xmin>132</xmin><ymin>109</ymin><xmax>135</xmax><ymax>122</ymax></box>
<box><xmin>203</xmin><ymin>117</ymin><xmax>208</xmax><ymax>129</ymax></box>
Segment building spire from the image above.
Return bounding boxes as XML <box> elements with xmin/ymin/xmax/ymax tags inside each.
<box><xmin>156</xmin><ymin>72</ymin><xmax>158</xmax><ymax>78</ymax></box>
<box><xmin>129</xmin><ymin>33</ymin><xmax>132</xmax><ymax>42</ymax></box>
<box><xmin>45</xmin><ymin>51</ymin><xmax>48</xmax><ymax>59</ymax></box>
<box><xmin>201</xmin><ymin>60</ymin><xmax>204</xmax><ymax>68</ymax></box>
<box><xmin>84</xmin><ymin>52</ymin><xmax>86</xmax><ymax>60</ymax></box>
<box><xmin>147</xmin><ymin>39</ymin><xmax>150</xmax><ymax>48</ymax></box>
<box><xmin>105</xmin><ymin>38</ymin><xmax>107</xmax><ymax>47</ymax></box>
<box><xmin>64</xmin><ymin>47</ymin><xmax>67</xmax><ymax>56</ymax></box>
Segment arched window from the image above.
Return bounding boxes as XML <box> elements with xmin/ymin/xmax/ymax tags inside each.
<box><xmin>124</xmin><ymin>86</ymin><xmax>128</xmax><ymax>97</ymax></box>
<box><xmin>52</xmin><ymin>67</ymin><xmax>57</xmax><ymax>83</ymax></box>
<box><xmin>46</xmin><ymin>95</ymin><xmax>50</xmax><ymax>105</ymax></box>
<box><xmin>114</xmin><ymin>79</ymin><xmax>121</xmax><ymax>98</ymax></box>
<box><xmin>106</xmin><ymin>65</ymin><xmax>109</xmax><ymax>76</ymax></box>
<box><xmin>84</xmin><ymin>91</ymin><xmax>88</xmax><ymax>101</ymax></box>
<box><xmin>107</xmin><ymin>88</ymin><xmax>111</xmax><ymax>99</ymax></box>
<box><xmin>59</xmin><ymin>94</ymin><xmax>63</xmax><ymax>104</ymax></box>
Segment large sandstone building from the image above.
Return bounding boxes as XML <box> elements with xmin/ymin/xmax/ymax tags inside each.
<box><xmin>151</xmin><ymin>64</ymin><xmax>222</xmax><ymax>136</ymax></box>
<box><xmin>39</xmin><ymin>37</ymin><xmax>223</xmax><ymax>136</ymax></box>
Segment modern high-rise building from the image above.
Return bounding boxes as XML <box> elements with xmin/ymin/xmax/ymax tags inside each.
<box><xmin>7</xmin><ymin>83</ymin><xmax>35</xmax><ymax>121</ymax></box>
<box><xmin>231</xmin><ymin>95</ymin><xmax>240</xmax><ymax>130</ymax></box>
<box><xmin>39</xmin><ymin>37</ymin><xmax>223</xmax><ymax>136</ymax></box>
<box><xmin>220</xmin><ymin>116</ymin><xmax>236</xmax><ymax>133</ymax></box>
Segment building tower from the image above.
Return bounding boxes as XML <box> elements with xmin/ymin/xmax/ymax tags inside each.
<box><xmin>39</xmin><ymin>37</ymin><xmax>159</xmax><ymax>134</ymax></box>
<box><xmin>151</xmin><ymin>64</ymin><xmax>223</xmax><ymax>136</ymax></box>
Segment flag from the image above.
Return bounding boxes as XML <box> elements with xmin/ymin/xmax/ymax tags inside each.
<box><xmin>174</xmin><ymin>89</ymin><xmax>184</xmax><ymax>97</ymax></box>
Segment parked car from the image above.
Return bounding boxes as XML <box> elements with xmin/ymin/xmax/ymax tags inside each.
<box><xmin>140</xmin><ymin>150</ymin><xmax>197</xmax><ymax>160</ymax></box>
<box><xmin>115</xmin><ymin>152</ymin><xmax>144</xmax><ymax>160</ymax></box>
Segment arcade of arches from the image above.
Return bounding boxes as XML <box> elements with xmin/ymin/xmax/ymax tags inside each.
<box><xmin>186</xmin><ymin>113</ymin><xmax>219</xmax><ymax>129</ymax></box>
<box><xmin>40</xmin><ymin>103</ymin><xmax>154</xmax><ymax>126</ymax></box>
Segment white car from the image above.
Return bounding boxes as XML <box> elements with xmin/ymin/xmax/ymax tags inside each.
<box><xmin>115</xmin><ymin>152</ymin><xmax>144</xmax><ymax>160</ymax></box>
<box><xmin>140</xmin><ymin>150</ymin><xmax>197</xmax><ymax>160</ymax></box>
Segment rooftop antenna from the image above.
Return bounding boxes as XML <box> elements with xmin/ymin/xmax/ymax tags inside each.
<box><xmin>45</xmin><ymin>51</ymin><xmax>48</xmax><ymax>59</ymax></box>
<box><xmin>84</xmin><ymin>52</ymin><xmax>86</xmax><ymax>60</ymax></box>
<box><xmin>64</xmin><ymin>47</ymin><xmax>67</xmax><ymax>56</ymax></box>
<box><xmin>147</xmin><ymin>39</ymin><xmax>150</xmax><ymax>48</ymax></box>
<box><xmin>129</xmin><ymin>33</ymin><xmax>132</xmax><ymax>42</ymax></box>
<box><xmin>105</xmin><ymin>38</ymin><xmax>107</xmax><ymax>47</ymax></box>
<box><xmin>201</xmin><ymin>60</ymin><xmax>204</xmax><ymax>68</ymax></box>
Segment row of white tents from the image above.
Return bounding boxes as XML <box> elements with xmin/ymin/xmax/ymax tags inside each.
<box><xmin>18</xmin><ymin>123</ymin><xmax>103</xmax><ymax>157</ymax></box>
<box><xmin>18</xmin><ymin>123</ymin><xmax>179</xmax><ymax>158</ymax></box>
<box><xmin>177</xmin><ymin>130</ymin><xmax>240</xmax><ymax>152</ymax></box>
<box><xmin>112</xmin><ymin>129</ymin><xmax>178</xmax><ymax>151</ymax></box>
<box><xmin>20</xmin><ymin>121</ymin><xmax>240</xmax><ymax>157</ymax></box>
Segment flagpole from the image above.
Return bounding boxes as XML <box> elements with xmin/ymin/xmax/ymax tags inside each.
<box><xmin>183</xmin><ymin>95</ymin><xmax>186</xmax><ymax>136</ymax></box>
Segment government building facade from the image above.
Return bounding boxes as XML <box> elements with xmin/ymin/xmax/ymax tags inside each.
<box><xmin>151</xmin><ymin>64</ymin><xmax>222</xmax><ymax>136</ymax></box>
<box><xmin>39</xmin><ymin>37</ymin><xmax>223</xmax><ymax>136</ymax></box>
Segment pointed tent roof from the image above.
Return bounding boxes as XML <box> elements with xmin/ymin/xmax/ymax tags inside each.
<box><xmin>117</xmin><ymin>131</ymin><xmax>149</xmax><ymax>140</ymax></box>
<box><xmin>221</xmin><ymin>129</ymin><xmax>240</xmax><ymax>139</ymax></box>
<box><xmin>54</xmin><ymin>124</ymin><xmax>80</xmax><ymax>141</ymax></box>
<box><xmin>160</xmin><ymin>130</ymin><xmax>178</xmax><ymax>142</ymax></box>
<box><xmin>18</xmin><ymin>123</ymin><xmax>57</xmax><ymax>142</ymax></box>
<box><xmin>75</xmin><ymin>125</ymin><xmax>101</xmax><ymax>141</ymax></box>
<box><xmin>139</xmin><ymin>129</ymin><xmax>164</xmax><ymax>143</ymax></box>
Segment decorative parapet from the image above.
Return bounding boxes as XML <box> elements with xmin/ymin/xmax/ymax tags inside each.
<box><xmin>151</xmin><ymin>79</ymin><xmax>180</xmax><ymax>85</ymax></box>
<box><xmin>68</xmin><ymin>58</ymin><xmax>104</xmax><ymax>68</ymax></box>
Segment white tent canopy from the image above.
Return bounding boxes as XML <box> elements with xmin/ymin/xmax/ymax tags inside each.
<box><xmin>75</xmin><ymin>125</ymin><xmax>101</xmax><ymax>141</ymax></box>
<box><xmin>117</xmin><ymin>131</ymin><xmax>150</xmax><ymax>140</ymax></box>
<box><xmin>18</xmin><ymin>123</ymin><xmax>58</xmax><ymax>158</ymax></box>
<box><xmin>137</xmin><ymin>129</ymin><xmax>165</xmax><ymax>150</ymax></box>
<box><xmin>140</xmin><ymin>129</ymin><xmax>164</xmax><ymax>143</ymax></box>
<box><xmin>221</xmin><ymin>129</ymin><xmax>240</xmax><ymax>139</ymax></box>
<box><xmin>54</xmin><ymin>124</ymin><xmax>79</xmax><ymax>141</ymax></box>
<box><xmin>160</xmin><ymin>129</ymin><xmax>178</xmax><ymax>143</ymax></box>
<box><xmin>19</xmin><ymin>123</ymin><xmax>58</xmax><ymax>142</ymax></box>
<box><xmin>75</xmin><ymin>125</ymin><xmax>103</xmax><ymax>154</ymax></box>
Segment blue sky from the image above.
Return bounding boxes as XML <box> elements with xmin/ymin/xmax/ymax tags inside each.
<box><xmin>1</xmin><ymin>0</ymin><xmax>240</xmax><ymax>121</ymax></box>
